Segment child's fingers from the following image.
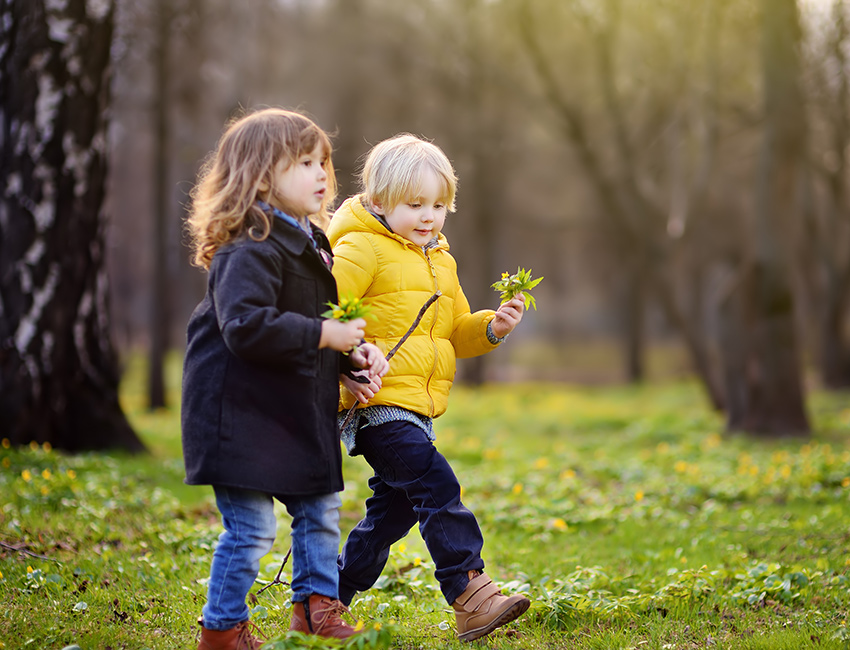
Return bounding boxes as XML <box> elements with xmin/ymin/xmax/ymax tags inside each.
<box><xmin>503</xmin><ymin>297</ymin><xmax>525</xmax><ymax>312</ymax></box>
<box><xmin>355</xmin><ymin>377</ymin><xmax>381</xmax><ymax>402</ymax></box>
<box><xmin>496</xmin><ymin>305</ymin><xmax>522</xmax><ymax>322</ymax></box>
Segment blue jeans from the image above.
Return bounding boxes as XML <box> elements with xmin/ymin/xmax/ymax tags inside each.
<box><xmin>337</xmin><ymin>420</ymin><xmax>484</xmax><ymax>605</ymax></box>
<box><xmin>201</xmin><ymin>486</ymin><xmax>342</xmax><ymax>631</ymax></box>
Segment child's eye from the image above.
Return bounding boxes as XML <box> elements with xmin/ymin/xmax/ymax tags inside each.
<box><xmin>409</xmin><ymin>202</ymin><xmax>421</xmax><ymax>209</ymax></box>
<box><xmin>435</xmin><ymin>203</ymin><xmax>445</xmax><ymax>210</ymax></box>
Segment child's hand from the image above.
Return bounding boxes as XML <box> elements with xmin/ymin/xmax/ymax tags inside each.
<box><xmin>320</xmin><ymin>318</ymin><xmax>366</xmax><ymax>352</ymax></box>
<box><xmin>350</xmin><ymin>343</ymin><xmax>390</xmax><ymax>378</ymax></box>
<box><xmin>341</xmin><ymin>371</ymin><xmax>383</xmax><ymax>404</ymax></box>
<box><xmin>491</xmin><ymin>295</ymin><xmax>525</xmax><ymax>339</ymax></box>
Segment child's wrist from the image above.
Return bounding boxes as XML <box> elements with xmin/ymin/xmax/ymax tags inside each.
<box><xmin>486</xmin><ymin>321</ymin><xmax>509</xmax><ymax>345</ymax></box>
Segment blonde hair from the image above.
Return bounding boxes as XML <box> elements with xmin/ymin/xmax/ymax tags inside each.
<box><xmin>360</xmin><ymin>134</ymin><xmax>457</xmax><ymax>214</ymax></box>
<box><xmin>187</xmin><ymin>108</ymin><xmax>337</xmax><ymax>269</ymax></box>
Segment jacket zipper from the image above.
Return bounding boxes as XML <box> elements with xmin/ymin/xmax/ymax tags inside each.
<box><xmin>423</xmin><ymin>248</ymin><xmax>440</xmax><ymax>417</ymax></box>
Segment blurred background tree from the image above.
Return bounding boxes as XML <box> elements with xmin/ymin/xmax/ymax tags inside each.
<box><xmin>5</xmin><ymin>0</ymin><xmax>848</xmax><ymax>447</ymax></box>
<box><xmin>0</xmin><ymin>0</ymin><xmax>143</xmax><ymax>451</ymax></box>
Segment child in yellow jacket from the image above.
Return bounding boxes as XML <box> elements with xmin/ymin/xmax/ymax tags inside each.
<box><xmin>327</xmin><ymin>133</ymin><xmax>529</xmax><ymax>642</ymax></box>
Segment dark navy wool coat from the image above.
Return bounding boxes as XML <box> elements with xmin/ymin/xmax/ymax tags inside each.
<box><xmin>181</xmin><ymin>218</ymin><xmax>349</xmax><ymax>496</ymax></box>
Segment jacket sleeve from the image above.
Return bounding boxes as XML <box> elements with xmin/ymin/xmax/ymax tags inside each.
<box><xmin>330</xmin><ymin>233</ymin><xmax>378</xmax><ymax>300</ymax></box>
<box><xmin>211</xmin><ymin>245</ymin><xmax>322</xmax><ymax>365</ymax></box>
<box><xmin>450</xmin><ymin>283</ymin><xmax>498</xmax><ymax>359</ymax></box>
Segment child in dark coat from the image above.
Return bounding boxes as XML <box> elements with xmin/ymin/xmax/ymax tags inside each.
<box><xmin>182</xmin><ymin>108</ymin><xmax>388</xmax><ymax>649</ymax></box>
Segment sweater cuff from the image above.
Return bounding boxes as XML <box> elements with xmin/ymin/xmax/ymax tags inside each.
<box><xmin>486</xmin><ymin>321</ymin><xmax>508</xmax><ymax>345</ymax></box>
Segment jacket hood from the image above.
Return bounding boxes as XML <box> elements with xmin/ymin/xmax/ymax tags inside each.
<box><xmin>328</xmin><ymin>195</ymin><xmax>450</xmax><ymax>252</ymax></box>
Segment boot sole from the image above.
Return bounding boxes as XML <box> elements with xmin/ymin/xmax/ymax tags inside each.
<box><xmin>458</xmin><ymin>598</ymin><xmax>531</xmax><ymax>642</ymax></box>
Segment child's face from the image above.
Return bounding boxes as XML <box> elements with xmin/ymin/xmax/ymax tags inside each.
<box><xmin>268</xmin><ymin>144</ymin><xmax>328</xmax><ymax>218</ymax></box>
<box><xmin>376</xmin><ymin>168</ymin><xmax>447</xmax><ymax>247</ymax></box>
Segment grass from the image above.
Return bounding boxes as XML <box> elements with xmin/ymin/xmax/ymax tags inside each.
<box><xmin>2</xmin><ymin>355</ymin><xmax>850</xmax><ymax>649</ymax></box>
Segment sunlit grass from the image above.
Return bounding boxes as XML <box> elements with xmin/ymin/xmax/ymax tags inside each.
<box><xmin>1</xmin><ymin>354</ymin><xmax>849</xmax><ymax>648</ymax></box>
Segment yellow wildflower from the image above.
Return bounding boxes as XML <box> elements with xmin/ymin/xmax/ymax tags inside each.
<box><xmin>1</xmin><ymin>438</ymin><xmax>10</xmax><ymax>448</ymax></box>
<box><xmin>29</xmin><ymin>441</ymin><xmax>39</xmax><ymax>451</ymax></box>
<box><xmin>512</xmin><ymin>483</ymin><xmax>523</xmax><ymax>495</ymax></box>
<box><xmin>702</xmin><ymin>433</ymin><xmax>721</xmax><ymax>449</ymax></box>
<box><xmin>373</xmin><ymin>622</ymin><xmax>382</xmax><ymax>631</ymax></box>
<box><xmin>43</xmin><ymin>442</ymin><xmax>52</xmax><ymax>452</ymax></box>
<box><xmin>27</xmin><ymin>566</ymin><xmax>33</xmax><ymax>574</ymax></box>
<box><xmin>22</xmin><ymin>469</ymin><xmax>32</xmax><ymax>482</ymax></box>
<box><xmin>560</xmin><ymin>469</ymin><xmax>576</xmax><ymax>480</ymax></box>
<box><xmin>551</xmin><ymin>518</ymin><xmax>568</xmax><ymax>531</ymax></box>
<box><xmin>634</xmin><ymin>490</ymin><xmax>645</xmax><ymax>502</ymax></box>
<box><xmin>67</xmin><ymin>469</ymin><xmax>77</xmax><ymax>479</ymax></box>
<box><xmin>353</xmin><ymin>620</ymin><xmax>364</xmax><ymax>632</ymax></box>
<box><xmin>772</xmin><ymin>450</ymin><xmax>789</xmax><ymax>464</ymax></box>
<box><xmin>413</xmin><ymin>557</ymin><xmax>422</xmax><ymax>566</ymax></box>
<box><xmin>397</xmin><ymin>543</ymin><xmax>407</xmax><ymax>554</ymax></box>
<box><xmin>674</xmin><ymin>461</ymin><xmax>688</xmax><ymax>473</ymax></box>
<box><xmin>40</xmin><ymin>486</ymin><xmax>49</xmax><ymax>496</ymax></box>
<box><xmin>534</xmin><ymin>457</ymin><xmax>549</xmax><ymax>470</ymax></box>
<box><xmin>842</xmin><ymin>477</ymin><xmax>849</xmax><ymax>488</ymax></box>
<box><xmin>42</xmin><ymin>469</ymin><xmax>52</xmax><ymax>480</ymax></box>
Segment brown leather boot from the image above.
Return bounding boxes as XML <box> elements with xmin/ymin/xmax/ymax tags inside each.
<box><xmin>452</xmin><ymin>571</ymin><xmax>530</xmax><ymax>642</ymax></box>
<box><xmin>197</xmin><ymin>619</ymin><xmax>265</xmax><ymax>650</ymax></box>
<box><xmin>289</xmin><ymin>594</ymin><xmax>361</xmax><ymax>639</ymax></box>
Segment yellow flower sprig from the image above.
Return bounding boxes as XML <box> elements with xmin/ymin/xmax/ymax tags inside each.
<box><xmin>491</xmin><ymin>267</ymin><xmax>543</xmax><ymax>311</ymax></box>
<box><xmin>321</xmin><ymin>295</ymin><xmax>374</xmax><ymax>322</ymax></box>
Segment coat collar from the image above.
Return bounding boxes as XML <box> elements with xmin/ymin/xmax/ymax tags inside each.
<box><xmin>265</xmin><ymin>211</ymin><xmax>334</xmax><ymax>271</ymax></box>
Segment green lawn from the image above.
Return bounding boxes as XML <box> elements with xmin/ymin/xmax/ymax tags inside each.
<box><xmin>2</xmin><ymin>357</ymin><xmax>849</xmax><ymax>649</ymax></box>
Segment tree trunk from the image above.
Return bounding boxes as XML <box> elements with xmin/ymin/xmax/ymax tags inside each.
<box><xmin>820</xmin><ymin>283</ymin><xmax>850</xmax><ymax>388</ymax></box>
<box><xmin>744</xmin><ymin>0</ymin><xmax>809</xmax><ymax>435</ymax></box>
<box><xmin>0</xmin><ymin>0</ymin><xmax>144</xmax><ymax>451</ymax></box>
<box><xmin>816</xmin><ymin>0</ymin><xmax>850</xmax><ymax>389</ymax></box>
<box><xmin>717</xmin><ymin>263</ymin><xmax>751</xmax><ymax>431</ymax></box>
<box><xmin>148</xmin><ymin>0</ymin><xmax>171</xmax><ymax>410</ymax></box>
<box><xmin>620</xmin><ymin>256</ymin><xmax>645</xmax><ymax>383</ymax></box>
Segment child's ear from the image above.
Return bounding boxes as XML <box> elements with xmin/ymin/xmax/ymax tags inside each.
<box><xmin>371</xmin><ymin>201</ymin><xmax>384</xmax><ymax>216</ymax></box>
<box><xmin>258</xmin><ymin>178</ymin><xmax>270</xmax><ymax>193</ymax></box>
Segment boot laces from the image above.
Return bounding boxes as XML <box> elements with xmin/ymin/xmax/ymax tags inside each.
<box><xmin>313</xmin><ymin>599</ymin><xmax>352</xmax><ymax>632</ymax></box>
<box><xmin>236</xmin><ymin>620</ymin><xmax>267</xmax><ymax>648</ymax></box>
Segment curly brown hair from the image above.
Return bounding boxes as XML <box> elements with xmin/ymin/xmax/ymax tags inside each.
<box><xmin>187</xmin><ymin>108</ymin><xmax>337</xmax><ymax>269</ymax></box>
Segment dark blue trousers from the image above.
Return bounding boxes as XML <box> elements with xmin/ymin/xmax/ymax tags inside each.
<box><xmin>337</xmin><ymin>420</ymin><xmax>485</xmax><ymax>605</ymax></box>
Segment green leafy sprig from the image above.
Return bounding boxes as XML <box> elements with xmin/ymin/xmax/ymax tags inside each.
<box><xmin>491</xmin><ymin>267</ymin><xmax>543</xmax><ymax>311</ymax></box>
<box><xmin>322</xmin><ymin>295</ymin><xmax>374</xmax><ymax>322</ymax></box>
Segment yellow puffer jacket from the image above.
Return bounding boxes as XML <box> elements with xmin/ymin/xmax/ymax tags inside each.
<box><xmin>327</xmin><ymin>196</ymin><xmax>498</xmax><ymax>418</ymax></box>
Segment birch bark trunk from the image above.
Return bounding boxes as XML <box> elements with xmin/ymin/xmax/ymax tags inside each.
<box><xmin>0</xmin><ymin>0</ymin><xmax>144</xmax><ymax>451</ymax></box>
